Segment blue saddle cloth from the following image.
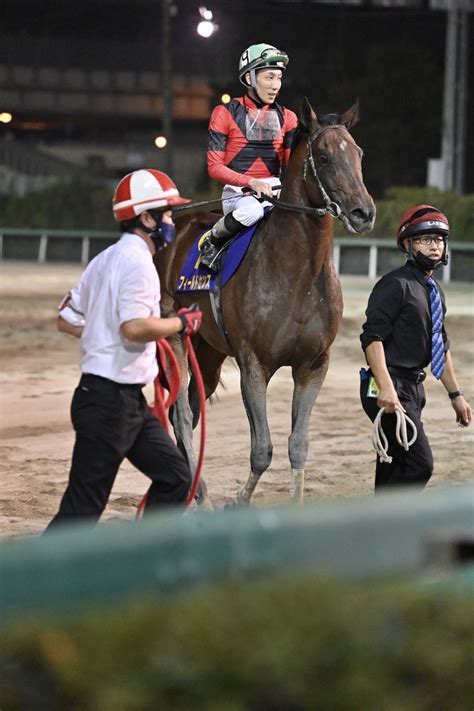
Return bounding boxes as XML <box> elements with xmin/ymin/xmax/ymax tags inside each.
<box><xmin>176</xmin><ymin>220</ymin><xmax>262</xmax><ymax>293</ymax></box>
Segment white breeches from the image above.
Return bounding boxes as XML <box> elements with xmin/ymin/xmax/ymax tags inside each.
<box><xmin>221</xmin><ymin>176</ymin><xmax>281</xmax><ymax>226</ymax></box>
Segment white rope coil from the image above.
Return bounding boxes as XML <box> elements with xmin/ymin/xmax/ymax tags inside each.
<box><xmin>372</xmin><ymin>406</ymin><xmax>418</xmax><ymax>463</ymax></box>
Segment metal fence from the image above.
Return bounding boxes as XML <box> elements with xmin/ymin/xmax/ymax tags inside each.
<box><xmin>1</xmin><ymin>227</ymin><xmax>473</xmax><ymax>283</ymax></box>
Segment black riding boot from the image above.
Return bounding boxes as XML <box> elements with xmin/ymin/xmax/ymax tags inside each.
<box><xmin>199</xmin><ymin>213</ymin><xmax>247</xmax><ymax>271</ymax></box>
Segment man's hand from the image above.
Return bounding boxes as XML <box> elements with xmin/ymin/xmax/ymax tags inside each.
<box><xmin>178</xmin><ymin>304</ymin><xmax>203</xmax><ymax>335</ymax></box>
<box><xmin>377</xmin><ymin>383</ymin><xmax>405</xmax><ymax>414</ymax></box>
<box><xmin>247</xmin><ymin>178</ymin><xmax>274</xmax><ymax>198</ymax></box>
<box><xmin>57</xmin><ymin>315</ymin><xmax>83</xmax><ymax>338</ymax></box>
<box><xmin>451</xmin><ymin>396</ymin><xmax>472</xmax><ymax>427</ymax></box>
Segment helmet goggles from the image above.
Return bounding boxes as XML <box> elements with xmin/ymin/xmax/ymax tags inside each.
<box><xmin>239</xmin><ymin>43</ymin><xmax>289</xmax><ymax>86</ymax></box>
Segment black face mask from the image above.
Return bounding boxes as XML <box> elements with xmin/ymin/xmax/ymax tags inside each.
<box><xmin>139</xmin><ymin>212</ymin><xmax>176</xmax><ymax>251</ymax></box>
<box><xmin>413</xmin><ymin>251</ymin><xmax>443</xmax><ymax>271</ymax></box>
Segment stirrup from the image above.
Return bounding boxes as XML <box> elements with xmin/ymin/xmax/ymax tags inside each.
<box><xmin>199</xmin><ymin>241</ymin><xmax>221</xmax><ymax>271</ymax></box>
<box><xmin>197</xmin><ymin>231</ymin><xmax>221</xmax><ymax>271</ymax></box>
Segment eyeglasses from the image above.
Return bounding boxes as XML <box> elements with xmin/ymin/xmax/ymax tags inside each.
<box><xmin>413</xmin><ymin>236</ymin><xmax>445</xmax><ymax>246</ymax></box>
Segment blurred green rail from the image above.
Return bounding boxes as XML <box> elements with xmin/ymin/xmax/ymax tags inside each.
<box><xmin>0</xmin><ymin>486</ymin><xmax>472</xmax><ymax>624</ymax></box>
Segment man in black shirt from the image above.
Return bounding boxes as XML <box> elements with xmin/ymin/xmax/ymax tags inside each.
<box><xmin>360</xmin><ymin>204</ymin><xmax>471</xmax><ymax>489</ymax></box>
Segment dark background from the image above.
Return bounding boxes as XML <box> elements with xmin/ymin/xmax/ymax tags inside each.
<box><xmin>1</xmin><ymin>0</ymin><xmax>473</xmax><ymax>198</ymax></box>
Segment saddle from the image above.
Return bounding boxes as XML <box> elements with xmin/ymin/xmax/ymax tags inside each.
<box><xmin>176</xmin><ymin>212</ymin><xmax>268</xmax><ymax>294</ymax></box>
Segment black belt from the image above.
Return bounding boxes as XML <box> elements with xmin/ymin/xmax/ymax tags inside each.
<box><xmin>81</xmin><ymin>373</ymin><xmax>144</xmax><ymax>389</ymax></box>
<box><xmin>387</xmin><ymin>367</ymin><xmax>426</xmax><ymax>384</ymax></box>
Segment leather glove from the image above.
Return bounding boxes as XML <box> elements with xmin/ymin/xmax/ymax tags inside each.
<box><xmin>177</xmin><ymin>304</ymin><xmax>202</xmax><ymax>335</ymax></box>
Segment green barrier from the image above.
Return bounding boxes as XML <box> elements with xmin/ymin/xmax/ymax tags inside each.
<box><xmin>0</xmin><ymin>486</ymin><xmax>472</xmax><ymax>623</ymax></box>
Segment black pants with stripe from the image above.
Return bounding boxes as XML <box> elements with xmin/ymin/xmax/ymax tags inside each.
<box><xmin>360</xmin><ymin>375</ymin><xmax>434</xmax><ymax>490</ymax></box>
<box><xmin>46</xmin><ymin>374</ymin><xmax>192</xmax><ymax>528</ymax></box>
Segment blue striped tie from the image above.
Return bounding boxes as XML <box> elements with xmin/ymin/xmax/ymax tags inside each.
<box><xmin>427</xmin><ymin>277</ymin><xmax>445</xmax><ymax>379</ymax></box>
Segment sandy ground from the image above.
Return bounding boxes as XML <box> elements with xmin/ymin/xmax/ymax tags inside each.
<box><xmin>0</xmin><ymin>262</ymin><xmax>472</xmax><ymax>537</ymax></box>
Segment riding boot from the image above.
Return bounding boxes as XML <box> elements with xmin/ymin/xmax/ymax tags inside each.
<box><xmin>199</xmin><ymin>213</ymin><xmax>247</xmax><ymax>271</ymax></box>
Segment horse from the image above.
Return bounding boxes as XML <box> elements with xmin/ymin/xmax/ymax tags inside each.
<box><xmin>157</xmin><ymin>98</ymin><xmax>375</xmax><ymax>508</ymax></box>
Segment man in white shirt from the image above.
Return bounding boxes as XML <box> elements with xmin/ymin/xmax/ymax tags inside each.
<box><xmin>46</xmin><ymin>169</ymin><xmax>202</xmax><ymax>528</ymax></box>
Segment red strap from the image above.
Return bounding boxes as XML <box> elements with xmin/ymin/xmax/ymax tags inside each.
<box><xmin>136</xmin><ymin>336</ymin><xmax>206</xmax><ymax>518</ymax></box>
<box><xmin>155</xmin><ymin>339</ymin><xmax>180</xmax><ymax>410</ymax></box>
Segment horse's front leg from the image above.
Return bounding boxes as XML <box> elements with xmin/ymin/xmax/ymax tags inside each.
<box><xmin>236</xmin><ymin>355</ymin><xmax>272</xmax><ymax>505</ymax></box>
<box><xmin>289</xmin><ymin>352</ymin><xmax>330</xmax><ymax>503</ymax></box>
<box><xmin>167</xmin><ymin>333</ymin><xmax>213</xmax><ymax>509</ymax></box>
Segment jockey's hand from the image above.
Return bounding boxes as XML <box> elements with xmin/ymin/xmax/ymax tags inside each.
<box><xmin>178</xmin><ymin>304</ymin><xmax>202</xmax><ymax>335</ymax></box>
<box><xmin>377</xmin><ymin>384</ymin><xmax>405</xmax><ymax>414</ymax></box>
<box><xmin>247</xmin><ymin>178</ymin><xmax>274</xmax><ymax>199</ymax></box>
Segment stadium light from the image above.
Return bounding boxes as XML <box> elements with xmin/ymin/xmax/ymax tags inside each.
<box><xmin>197</xmin><ymin>6</ymin><xmax>218</xmax><ymax>37</ymax></box>
<box><xmin>221</xmin><ymin>93</ymin><xmax>231</xmax><ymax>104</ymax></box>
<box><xmin>0</xmin><ymin>112</ymin><xmax>13</xmax><ymax>124</ymax></box>
<box><xmin>154</xmin><ymin>135</ymin><xmax>168</xmax><ymax>149</ymax></box>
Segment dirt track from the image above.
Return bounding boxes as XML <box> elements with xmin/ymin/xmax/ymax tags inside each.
<box><xmin>0</xmin><ymin>262</ymin><xmax>472</xmax><ymax>537</ymax></box>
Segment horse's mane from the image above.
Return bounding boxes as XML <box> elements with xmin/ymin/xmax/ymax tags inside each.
<box><xmin>291</xmin><ymin>112</ymin><xmax>342</xmax><ymax>150</ymax></box>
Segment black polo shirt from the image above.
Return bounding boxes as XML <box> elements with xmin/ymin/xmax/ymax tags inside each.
<box><xmin>360</xmin><ymin>261</ymin><xmax>449</xmax><ymax>371</ymax></box>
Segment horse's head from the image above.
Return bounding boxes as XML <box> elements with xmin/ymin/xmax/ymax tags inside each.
<box><xmin>296</xmin><ymin>98</ymin><xmax>375</xmax><ymax>234</ymax></box>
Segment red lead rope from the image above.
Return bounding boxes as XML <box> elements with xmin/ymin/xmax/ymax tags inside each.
<box><xmin>136</xmin><ymin>335</ymin><xmax>206</xmax><ymax>517</ymax></box>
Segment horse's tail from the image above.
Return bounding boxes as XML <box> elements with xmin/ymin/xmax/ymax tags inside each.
<box><xmin>188</xmin><ymin>371</ymin><xmax>201</xmax><ymax>429</ymax></box>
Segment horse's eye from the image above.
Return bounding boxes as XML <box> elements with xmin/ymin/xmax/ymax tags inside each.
<box><xmin>318</xmin><ymin>153</ymin><xmax>329</xmax><ymax>165</ymax></box>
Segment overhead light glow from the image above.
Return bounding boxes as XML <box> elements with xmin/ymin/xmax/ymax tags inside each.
<box><xmin>197</xmin><ymin>20</ymin><xmax>215</xmax><ymax>38</ymax></box>
<box><xmin>199</xmin><ymin>6</ymin><xmax>213</xmax><ymax>20</ymax></box>
<box><xmin>221</xmin><ymin>93</ymin><xmax>231</xmax><ymax>104</ymax></box>
<box><xmin>197</xmin><ymin>6</ymin><xmax>217</xmax><ymax>37</ymax></box>
<box><xmin>154</xmin><ymin>135</ymin><xmax>167</xmax><ymax>149</ymax></box>
<box><xmin>0</xmin><ymin>112</ymin><xmax>13</xmax><ymax>124</ymax></box>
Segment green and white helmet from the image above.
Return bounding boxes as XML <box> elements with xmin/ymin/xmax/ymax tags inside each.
<box><xmin>238</xmin><ymin>43</ymin><xmax>289</xmax><ymax>87</ymax></box>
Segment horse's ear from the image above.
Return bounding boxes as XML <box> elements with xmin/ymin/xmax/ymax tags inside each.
<box><xmin>341</xmin><ymin>98</ymin><xmax>360</xmax><ymax>129</ymax></box>
<box><xmin>299</xmin><ymin>97</ymin><xmax>318</xmax><ymax>132</ymax></box>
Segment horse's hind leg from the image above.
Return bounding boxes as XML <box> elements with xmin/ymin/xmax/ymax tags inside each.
<box><xmin>289</xmin><ymin>353</ymin><xmax>330</xmax><ymax>503</ymax></box>
<box><xmin>167</xmin><ymin>333</ymin><xmax>213</xmax><ymax>509</ymax></box>
<box><xmin>236</xmin><ymin>355</ymin><xmax>272</xmax><ymax>505</ymax></box>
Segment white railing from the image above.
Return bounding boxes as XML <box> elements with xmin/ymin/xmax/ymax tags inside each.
<box><xmin>0</xmin><ymin>228</ymin><xmax>473</xmax><ymax>283</ymax></box>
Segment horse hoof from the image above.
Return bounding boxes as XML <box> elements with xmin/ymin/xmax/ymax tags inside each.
<box><xmin>290</xmin><ymin>469</ymin><xmax>304</xmax><ymax>504</ymax></box>
<box><xmin>223</xmin><ymin>501</ymin><xmax>237</xmax><ymax>510</ymax></box>
<box><xmin>197</xmin><ymin>496</ymin><xmax>214</xmax><ymax>511</ymax></box>
<box><xmin>234</xmin><ymin>492</ymin><xmax>251</xmax><ymax>507</ymax></box>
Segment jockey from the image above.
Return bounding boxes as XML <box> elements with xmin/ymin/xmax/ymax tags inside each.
<box><xmin>199</xmin><ymin>43</ymin><xmax>298</xmax><ymax>271</ymax></box>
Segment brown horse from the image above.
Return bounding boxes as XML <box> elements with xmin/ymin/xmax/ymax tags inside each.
<box><xmin>157</xmin><ymin>98</ymin><xmax>375</xmax><ymax>507</ymax></box>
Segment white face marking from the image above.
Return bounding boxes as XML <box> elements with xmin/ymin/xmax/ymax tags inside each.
<box><xmin>340</xmin><ymin>139</ymin><xmax>348</xmax><ymax>151</ymax></box>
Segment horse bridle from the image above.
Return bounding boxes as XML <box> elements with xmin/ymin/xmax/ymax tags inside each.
<box><xmin>302</xmin><ymin>124</ymin><xmax>346</xmax><ymax>219</ymax></box>
<box><xmin>258</xmin><ymin>124</ymin><xmax>348</xmax><ymax>220</ymax></box>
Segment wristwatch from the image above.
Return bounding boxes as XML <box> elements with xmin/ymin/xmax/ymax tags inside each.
<box><xmin>448</xmin><ymin>389</ymin><xmax>463</xmax><ymax>400</ymax></box>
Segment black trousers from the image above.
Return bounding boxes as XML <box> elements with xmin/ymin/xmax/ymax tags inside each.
<box><xmin>360</xmin><ymin>375</ymin><xmax>433</xmax><ymax>491</ymax></box>
<box><xmin>46</xmin><ymin>374</ymin><xmax>192</xmax><ymax>528</ymax></box>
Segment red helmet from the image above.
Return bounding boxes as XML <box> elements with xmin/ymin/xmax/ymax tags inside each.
<box><xmin>113</xmin><ymin>169</ymin><xmax>191</xmax><ymax>222</ymax></box>
<box><xmin>397</xmin><ymin>204</ymin><xmax>449</xmax><ymax>249</ymax></box>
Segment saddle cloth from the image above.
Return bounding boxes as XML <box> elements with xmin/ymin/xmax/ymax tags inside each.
<box><xmin>176</xmin><ymin>219</ymin><xmax>264</xmax><ymax>293</ymax></box>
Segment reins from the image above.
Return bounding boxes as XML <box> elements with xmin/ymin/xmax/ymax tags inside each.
<box><xmin>136</xmin><ymin>333</ymin><xmax>206</xmax><ymax>517</ymax></box>
<box><xmin>371</xmin><ymin>406</ymin><xmax>418</xmax><ymax>464</ymax></box>
<box><xmin>260</xmin><ymin>193</ymin><xmax>340</xmax><ymax>218</ymax></box>
<box><xmin>172</xmin><ymin>124</ymin><xmax>348</xmax><ymax>221</ymax></box>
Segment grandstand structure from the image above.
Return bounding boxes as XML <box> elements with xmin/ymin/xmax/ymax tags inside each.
<box><xmin>0</xmin><ymin>0</ymin><xmax>472</xmax><ymax>196</ymax></box>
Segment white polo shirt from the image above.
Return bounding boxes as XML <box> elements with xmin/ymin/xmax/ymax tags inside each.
<box><xmin>67</xmin><ymin>233</ymin><xmax>161</xmax><ymax>384</ymax></box>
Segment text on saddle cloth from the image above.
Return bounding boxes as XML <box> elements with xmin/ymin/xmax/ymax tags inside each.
<box><xmin>176</xmin><ymin>218</ymin><xmax>265</xmax><ymax>293</ymax></box>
